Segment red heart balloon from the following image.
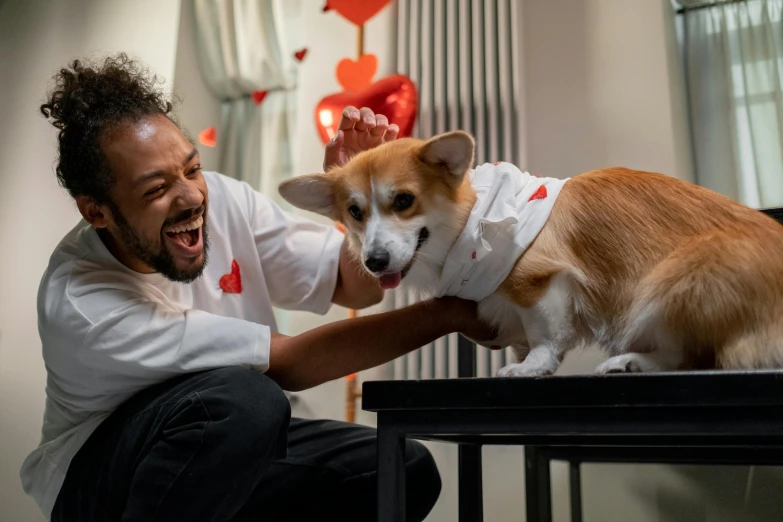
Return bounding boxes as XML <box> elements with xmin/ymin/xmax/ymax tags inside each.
<box><xmin>328</xmin><ymin>0</ymin><xmax>391</xmax><ymax>27</ymax></box>
<box><xmin>314</xmin><ymin>74</ymin><xmax>418</xmax><ymax>144</ymax></box>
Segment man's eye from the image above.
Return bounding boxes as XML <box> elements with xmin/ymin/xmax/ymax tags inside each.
<box><xmin>349</xmin><ymin>205</ymin><xmax>363</xmax><ymax>221</ymax></box>
<box><xmin>145</xmin><ymin>186</ymin><xmax>165</xmax><ymax>197</ymax></box>
<box><xmin>393</xmin><ymin>193</ymin><xmax>415</xmax><ymax>211</ymax></box>
<box><xmin>189</xmin><ymin>165</ymin><xmax>202</xmax><ymax>176</ymax></box>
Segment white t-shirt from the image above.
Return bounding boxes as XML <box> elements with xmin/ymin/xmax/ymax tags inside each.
<box><xmin>20</xmin><ymin>171</ymin><xmax>344</xmax><ymax>519</ymax></box>
<box><xmin>434</xmin><ymin>162</ymin><xmax>568</xmax><ymax>301</ymax></box>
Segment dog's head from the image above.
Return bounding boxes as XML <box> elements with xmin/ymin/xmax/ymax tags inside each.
<box><xmin>279</xmin><ymin>131</ymin><xmax>476</xmax><ymax>290</ymax></box>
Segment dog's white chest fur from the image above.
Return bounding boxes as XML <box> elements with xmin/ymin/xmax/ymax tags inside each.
<box><xmin>475</xmin><ymin>274</ymin><xmax>576</xmax><ymax>377</ymax></box>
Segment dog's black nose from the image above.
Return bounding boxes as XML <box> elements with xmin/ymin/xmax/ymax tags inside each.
<box><xmin>365</xmin><ymin>251</ymin><xmax>390</xmax><ymax>273</ymax></box>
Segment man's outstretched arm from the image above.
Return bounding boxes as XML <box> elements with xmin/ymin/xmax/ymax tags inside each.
<box><xmin>266</xmin><ymin>297</ymin><xmax>495</xmax><ymax>391</ymax></box>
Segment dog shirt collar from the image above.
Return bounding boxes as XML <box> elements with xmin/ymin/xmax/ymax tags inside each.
<box><xmin>434</xmin><ymin>162</ymin><xmax>569</xmax><ymax>301</ymax></box>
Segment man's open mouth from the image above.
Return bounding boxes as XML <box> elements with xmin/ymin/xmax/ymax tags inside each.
<box><xmin>164</xmin><ymin>215</ymin><xmax>204</xmax><ymax>253</ymax></box>
<box><xmin>378</xmin><ymin>227</ymin><xmax>430</xmax><ymax>290</ymax></box>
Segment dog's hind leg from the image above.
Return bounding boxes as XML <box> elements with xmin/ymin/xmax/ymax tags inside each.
<box><xmin>597</xmin><ymin>230</ymin><xmax>783</xmax><ymax>374</ymax></box>
<box><xmin>717</xmin><ymin>323</ymin><xmax>783</xmax><ymax>369</ymax></box>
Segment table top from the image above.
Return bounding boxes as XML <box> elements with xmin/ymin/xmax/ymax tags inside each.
<box><xmin>362</xmin><ymin>370</ymin><xmax>783</xmax><ymax>412</ymax></box>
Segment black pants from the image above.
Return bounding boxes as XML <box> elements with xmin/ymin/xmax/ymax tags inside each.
<box><xmin>52</xmin><ymin>367</ymin><xmax>441</xmax><ymax>521</ymax></box>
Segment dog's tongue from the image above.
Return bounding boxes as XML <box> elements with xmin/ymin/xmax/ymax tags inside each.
<box><xmin>379</xmin><ymin>272</ymin><xmax>402</xmax><ymax>290</ymax></box>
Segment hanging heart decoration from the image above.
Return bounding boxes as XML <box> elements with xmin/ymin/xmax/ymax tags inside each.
<box><xmin>294</xmin><ymin>48</ymin><xmax>308</xmax><ymax>62</ymax></box>
<box><xmin>198</xmin><ymin>127</ymin><xmax>217</xmax><ymax>147</ymax></box>
<box><xmin>336</xmin><ymin>53</ymin><xmax>378</xmax><ymax>91</ymax></box>
<box><xmin>328</xmin><ymin>0</ymin><xmax>392</xmax><ymax>26</ymax></box>
<box><xmin>251</xmin><ymin>90</ymin><xmax>268</xmax><ymax>105</ymax></box>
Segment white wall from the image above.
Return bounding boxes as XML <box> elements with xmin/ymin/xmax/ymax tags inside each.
<box><xmin>521</xmin><ymin>0</ymin><xmax>693</xmax><ymax>182</ymax></box>
<box><xmin>0</xmin><ymin>1</ymin><xmax>182</xmax><ymax>520</ymax></box>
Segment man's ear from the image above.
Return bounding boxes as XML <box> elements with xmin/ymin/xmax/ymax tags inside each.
<box><xmin>417</xmin><ymin>130</ymin><xmax>475</xmax><ymax>186</ymax></box>
<box><xmin>278</xmin><ymin>174</ymin><xmax>337</xmax><ymax>219</ymax></box>
<box><xmin>76</xmin><ymin>195</ymin><xmax>110</xmax><ymax>229</ymax></box>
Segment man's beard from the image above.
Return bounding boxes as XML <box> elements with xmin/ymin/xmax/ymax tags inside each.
<box><xmin>108</xmin><ymin>201</ymin><xmax>210</xmax><ymax>283</ymax></box>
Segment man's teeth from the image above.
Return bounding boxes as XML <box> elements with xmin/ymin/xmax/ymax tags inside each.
<box><xmin>166</xmin><ymin>216</ymin><xmax>203</xmax><ymax>234</ymax></box>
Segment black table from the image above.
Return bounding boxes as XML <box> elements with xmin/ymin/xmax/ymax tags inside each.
<box><xmin>363</xmin><ymin>371</ymin><xmax>783</xmax><ymax>521</ymax></box>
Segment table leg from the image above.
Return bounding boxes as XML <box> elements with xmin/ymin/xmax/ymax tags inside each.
<box><xmin>525</xmin><ymin>446</ymin><xmax>552</xmax><ymax>522</ymax></box>
<box><xmin>458</xmin><ymin>444</ymin><xmax>484</xmax><ymax>522</ymax></box>
<box><xmin>378</xmin><ymin>423</ymin><xmax>407</xmax><ymax>522</ymax></box>
<box><xmin>569</xmin><ymin>460</ymin><xmax>582</xmax><ymax>522</ymax></box>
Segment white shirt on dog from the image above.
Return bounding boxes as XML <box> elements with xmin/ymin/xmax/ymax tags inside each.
<box><xmin>435</xmin><ymin>162</ymin><xmax>569</xmax><ymax>301</ymax></box>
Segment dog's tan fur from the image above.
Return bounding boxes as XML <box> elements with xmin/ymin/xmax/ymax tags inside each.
<box><xmin>280</xmin><ymin>132</ymin><xmax>783</xmax><ymax>373</ymax></box>
<box><xmin>501</xmin><ymin>167</ymin><xmax>783</xmax><ymax>370</ymax></box>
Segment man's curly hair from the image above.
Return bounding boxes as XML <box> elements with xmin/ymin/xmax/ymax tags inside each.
<box><xmin>40</xmin><ymin>53</ymin><xmax>179</xmax><ymax>203</ymax></box>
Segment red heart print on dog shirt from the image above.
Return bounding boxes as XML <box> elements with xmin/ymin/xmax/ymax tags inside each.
<box><xmin>528</xmin><ymin>185</ymin><xmax>547</xmax><ymax>201</ymax></box>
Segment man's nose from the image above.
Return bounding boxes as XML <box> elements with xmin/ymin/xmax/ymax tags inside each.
<box><xmin>365</xmin><ymin>250</ymin><xmax>390</xmax><ymax>273</ymax></box>
<box><xmin>177</xmin><ymin>178</ymin><xmax>204</xmax><ymax>208</ymax></box>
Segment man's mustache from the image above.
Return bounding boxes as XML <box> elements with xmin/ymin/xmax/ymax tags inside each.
<box><xmin>162</xmin><ymin>205</ymin><xmax>206</xmax><ymax>231</ymax></box>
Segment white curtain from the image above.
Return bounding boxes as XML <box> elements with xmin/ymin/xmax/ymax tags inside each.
<box><xmin>683</xmin><ymin>0</ymin><xmax>783</xmax><ymax>208</ymax></box>
<box><xmin>190</xmin><ymin>0</ymin><xmax>299</xmax><ymax>203</ymax></box>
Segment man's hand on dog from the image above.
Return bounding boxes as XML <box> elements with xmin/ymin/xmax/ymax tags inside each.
<box><xmin>323</xmin><ymin>106</ymin><xmax>400</xmax><ymax>171</ymax></box>
<box><xmin>445</xmin><ymin>297</ymin><xmax>502</xmax><ymax>350</ymax></box>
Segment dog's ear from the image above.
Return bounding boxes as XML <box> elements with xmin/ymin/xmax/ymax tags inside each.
<box><xmin>418</xmin><ymin>131</ymin><xmax>475</xmax><ymax>185</ymax></box>
<box><xmin>278</xmin><ymin>174</ymin><xmax>337</xmax><ymax>219</ymax></box>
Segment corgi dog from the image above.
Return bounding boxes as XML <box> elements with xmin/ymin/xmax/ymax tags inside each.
<box><xmin>279</xmin><ymin>130</ymin><xmax>783</xmax><ymax>377</ymax></box>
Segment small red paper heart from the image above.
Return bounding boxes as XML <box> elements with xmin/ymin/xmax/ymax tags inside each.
<box><xmin>336</xmin><ymin>54</ymin><xmax>378</xmax><ymax>91</ymax></box>
<box><xmin>219</xmin><ymin>260</ymin><xmax>243</xmax><ymax>294</ymax></box>
<box><xmin>252</xmin><ymin>90</ymin><xmax>268</xmax><ymax>105</ymax></box>
<box><xmin>323</xmin><ymin>2</ymin><xmax>332</xmax><ymax>11</ymax></box>
<box><xmin>528</xmin><ymin>185</ymin><xmax>548</xmax><ymax>202</ymax></box>
<box><xmin>334</xmin><ymin>222</ymin><xmax>346</xmax><ymax>233</ymax></box>
<box><xmin>329</xmin><ymin>0</ymin><xmax>391</xmax><ymax>26</ymax></box>
<box><xmin>198</xmin><ymin>127</ymin><xmax>217</xmax><ymax>148</ymax></box>
<box><xmin>294</xmin><ymin>48</ymin><xmax>308</xmax><ymax>62</ymax></box>
<box><xmin>493</xmin><ymin>161</ymin><xmax>502</xmax><ymax>166</ymax></box>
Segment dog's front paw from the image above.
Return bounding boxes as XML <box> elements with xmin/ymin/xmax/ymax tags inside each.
<box><xmin>496</xmin><ymin>363</ymin><xmax>553</xmax><ymax>378</ymax></box>
<box><xmin>595</xmin><ymin>354</ymin><xmax>646</xmax><ymax>374</ymax></box>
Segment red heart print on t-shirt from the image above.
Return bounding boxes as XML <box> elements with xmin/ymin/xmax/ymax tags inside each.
<box><xmin>219</xmin><ymin>260</ymin><xmax>243</xmax><ymax>294</ymax></box>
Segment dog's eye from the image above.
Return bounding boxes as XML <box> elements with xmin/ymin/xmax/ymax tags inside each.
<box><xmin>393</xmin><ymin>193</ymin><xmax>415</xmax><ymax>211</ymax></box>
<box><xmin>348</xmin><ymin>205</ymin><xmax>363</xmax><ymax>221</ymax></box>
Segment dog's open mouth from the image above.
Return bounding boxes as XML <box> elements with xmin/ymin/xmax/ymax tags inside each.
<box><xmin>378</xmin><ymin>228</ymin><xmax>429</xmax><ymax>290</ymax></box>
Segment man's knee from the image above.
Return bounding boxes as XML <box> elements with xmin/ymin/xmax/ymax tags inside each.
<box><xmin>197</xmin><ymin>367</ymin><xmax>291</xmax><ymax>454</ymax></box>
<box><xmin>405</xmin><ymin>440</ymin><xmax>442</xmax><ymax>521</ymax></box>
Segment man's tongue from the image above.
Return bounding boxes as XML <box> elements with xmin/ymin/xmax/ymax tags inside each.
<box><xmin>168</xmin><ymin>230</ymin><xmax>197</xmax><ymax>248</ymax></box>
<box><xmin>379</xmin><ymin>272</ymin><xmax>402</xmax><ymax>290</ymax></box>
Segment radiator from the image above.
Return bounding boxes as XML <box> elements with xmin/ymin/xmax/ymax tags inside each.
<box><xmin>390</xmin><ymin>0</ymin><xmax>523</xmax><ymax>380</ymax></box>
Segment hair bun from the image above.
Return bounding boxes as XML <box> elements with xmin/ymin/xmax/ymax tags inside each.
<box><xmin>40</xmin><ymin>53</ymin><xmax>176</xmax><ymax>202</ymax></box>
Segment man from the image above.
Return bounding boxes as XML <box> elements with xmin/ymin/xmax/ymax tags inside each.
<box><xmin>21</xmin><ymin>54</ymin><xmax>495</xmax><ymax>521</ymax></box>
